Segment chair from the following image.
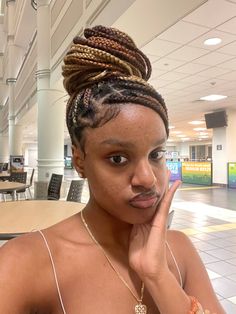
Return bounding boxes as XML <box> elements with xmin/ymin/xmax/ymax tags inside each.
<box><xmin>25</xmin><ymin>168</ymin><xmax>35</xmax><ymax>199</ymax></box>
<box><xmin>66</xmin><ymin>180</ymin><xmax>84</xmax><ymax>202</ymax></box>
<box><xmin>3</xmin><ymin>172</ymin><xmax>27</xmax><ymax>201</ymax></box>
<box><xmin>0</xmin><ymin>233</ymin><xmax>24</xmax><ymax>240</ymax></box>
<box><xmin>47</xmin><ymin>173</ymin><xmax>63</xmax><ymax>200</ymax></box>
<box><xmin>2</xmin><ymin>163</ymin><xmax>8</xmax><ymax>171</ymax></box>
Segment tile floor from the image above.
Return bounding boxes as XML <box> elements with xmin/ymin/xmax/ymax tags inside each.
<box><xmin>1</xmin><ymin>168</ymin><xmax>236</xmax><ymax>313</ymax></box>
<box><xmin>174</xmin><ymin>185</ymin><xmax>236</xmax><ymax>313</ymax></box>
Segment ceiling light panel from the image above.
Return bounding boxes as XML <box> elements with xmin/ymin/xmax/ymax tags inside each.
<box><xmin>142</xmin><ymin>38</ymin><xmax>180</xmax><ymax>57</ymax></box>
<box><xmin>217</xmin><ymin>58</ymin><xmax>236</xmax><ymax>71</ymax></box>
<box><xmin>152</xmin><ymin>57</ymin><xmax>186</xmax><ymax>71</ymax></box>
<box><xmin>216</xmin><ymin>16</ymin><xmax>236</xmax><ymax>35</ymax></box>
<box><xmin>190</xmin><ymin>29</ymin><xmax>236</xmax><ymax>50</ymax></box>
<box><xmin>217</xmin><ymin>41</ymin><xmax>236</xmax><ymax>56</ymax></box>
<box><xmin>193</xmin><ymin>51</ymin><xmax>234</xmax><ymax>66</ymax></box>
<box><xmin>167</xmin><ymin>46</ymin><xmax>208</xmax><ymax>62</ymax></box>
<box><xmin>183</xmin><ymin>0</ymin><xmax>236</xmax><ymax>28</ymax></box>
<box><xmin>200</xmin><ymin>94</ymin><xmax>227</xmax><ymax>101</ymax></box>
<box><xmin>176</xmin><ymin>63</ymin><xmax>210</xmax><ymax>75</ymax></box>
<box><xmin>158</xmin><ymin>20</ymin><xmax>209</xmax><ymax>45</ymax></box>
<box><xmin>204</xmin><ymin>37</ymin><xmax>222</xmax><ymax>46</ymax></box>
<box><xmin>193</xmin><ymin>128</ymin><xmax>207</xmax><ymax>131</ymax></box>
<box><xmin>189</xmin><ymin>121</ymin><xmax>205</xmax><ymax>125</ymax></box>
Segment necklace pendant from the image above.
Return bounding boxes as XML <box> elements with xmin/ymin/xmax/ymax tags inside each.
<box><xmin>135</xmin><ymin>303</ymin><xmax>147</xmax><ymax>314</ymax></box>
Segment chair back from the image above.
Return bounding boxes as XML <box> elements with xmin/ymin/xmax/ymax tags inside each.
<box><xmin>2</xmin><ymin>163</ymin><xmax>8</xmax><ymax>171</ymax></box>
<box><xmin>9</xmin><ymin>172</ymin><xmax>27</xmax><ymax>184</ymax></box>
<box><xmin>66</xmin><ymin>180</ymin><xmax>84</xmax><ymax>202</ymax></box>
<box><xmin>8</xmin><ymin>172</ymin><xmax>27</xmax><ymax>194</ymax></box>
<box><xmin>47</xmin><ymin>173</ymin><xmax>63</xmax><ymax>200</ymax></box>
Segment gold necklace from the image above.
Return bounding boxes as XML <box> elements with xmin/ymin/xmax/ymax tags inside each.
<box><xmin>80</xmin><ymin>210</ymin><xmax>147</xmax><ymax>314</ymax></box>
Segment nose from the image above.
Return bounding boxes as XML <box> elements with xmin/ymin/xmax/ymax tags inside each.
<box><xmin>130</xmin><ymin>159</ymin><xmax>157</xmax><ymax>190</ymax></box>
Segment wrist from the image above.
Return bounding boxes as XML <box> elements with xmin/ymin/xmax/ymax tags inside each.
<box><xmin>144</xmin><ymin>270</ymin><xmax>191</xmax><ymax>314</ymax></box>
<box><xmin>143</xmin><ymin>267</ymin><xmax>172</xmax><ymax>287</ymax></box>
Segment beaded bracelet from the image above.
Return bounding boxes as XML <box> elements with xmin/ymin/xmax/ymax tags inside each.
<box><xmin>188</xmin><ymin>296</ymin><xmax>212</xmax><ymax>314</ymax></box>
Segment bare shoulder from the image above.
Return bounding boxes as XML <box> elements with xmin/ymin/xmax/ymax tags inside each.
<box><xmin>166</xmin><ymin>229</ymin><xmax>195</xmax><ymax>255</ymax></box>
<box><xmin>0</xmin><ymin>232</ymin><xmax>49</xmax><ymax>312</ymax></box>
<box><xmin>0</xmin><ymin>231</ymin><xmax>45</xmax><ymax>272</ymax></box>
<box><xmin>0</xmin><ymin>214</ymin><xmax>83</xmax><ymax>314</ymax></box>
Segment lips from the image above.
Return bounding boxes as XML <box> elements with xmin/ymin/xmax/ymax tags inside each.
<box><xmin>129</xmin><ymin>193</ymin><xmax>159</xmax><ymax>209</ymax></box>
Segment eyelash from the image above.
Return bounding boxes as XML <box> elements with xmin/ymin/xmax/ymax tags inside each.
<box><xmin>109</xmin><ymin>155</ymin><xmax>128</xmax><ymax>165</ymax></box>
<box><xmin>108</xmin><ymin>149</ymin><xmax>166</xmax><ymax>165</ymax></box>
<box><xmin>149</xmin><ymin>149</ymin><xmax>166</xmax><ymax>161</ymax></box>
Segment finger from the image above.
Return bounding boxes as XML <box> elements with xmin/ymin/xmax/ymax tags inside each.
<box><xmin>151</xmin><ymin>179</ymin><xmax>181</xmax><ymax>231</ymax></box>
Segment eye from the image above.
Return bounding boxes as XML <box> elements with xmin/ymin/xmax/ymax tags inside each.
<box><xmin>109</xmin><ymin>155</ymin><xmax>128</xmax><ymax>165</ymax></box>
<box><xmin>149</xmin><ymin>149</ymin><xmax>166</xmax><ymax>161</ymax></box>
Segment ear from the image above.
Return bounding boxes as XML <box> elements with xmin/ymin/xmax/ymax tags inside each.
<box><xmin>72</xmin><ymin>145</ymin><xmax>86</xmax><ymax>178</ymax></box>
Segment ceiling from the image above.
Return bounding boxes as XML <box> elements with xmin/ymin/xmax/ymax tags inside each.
<box><xmin>140</xmin><ymin>0</ymin><xmax>236</xmax><ymax>143</ymax></box>
<box><xmin>1</xmin><ymin>0</ymin><xmax>236</xmax><ymax>145</ymax></box>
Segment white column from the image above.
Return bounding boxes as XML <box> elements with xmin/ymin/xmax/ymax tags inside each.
<box><xmin>212</xmin><ymin>109</ymin><xmax>236</xmax><ymax>185</ymax></box>
<box><xmin>9</xmin><ymin>123</ymin><xmax>23</xmax><ymax>155</ymax></box>
<box><xmin>0</xmin><ymin>133</ymin><xmax>9</xmax><ymax>162</ymax></box>
<box><xmin>6</xmin><ymin>0</ymin><xmax>23</xmax><ymax>157</ymax></box>
<box><xmin>36</xmin><ymin>0</ymin><xmax>65</xmax><ymax>183</ymax></box>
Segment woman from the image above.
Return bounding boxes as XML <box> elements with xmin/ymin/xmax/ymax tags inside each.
<box><xmin>0</xmin><ymin>25</ymin><xmax>225</xmax><ymax>314</ymax></box>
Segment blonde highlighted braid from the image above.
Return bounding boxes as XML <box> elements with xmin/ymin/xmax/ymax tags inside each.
<box><xmin>62</xmin><ymin>25</ymin><xmax>168</xmax><ymax>148</ymax></box>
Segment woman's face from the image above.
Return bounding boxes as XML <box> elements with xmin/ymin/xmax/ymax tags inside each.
<box><xmin>77</xmin><ymin>104</ymin><xmax>168</xmax><ymax>224</ymax></box>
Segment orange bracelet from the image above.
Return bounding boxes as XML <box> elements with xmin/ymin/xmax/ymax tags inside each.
<box><xmin>188</xmin><ymin>296</ymin><xmax>204</xmax><ymax>314</ymax></box>
<box><xmin>188</xmin><ymin>296</ymin><xmax>214</xmax><ymax>314</ymax></box>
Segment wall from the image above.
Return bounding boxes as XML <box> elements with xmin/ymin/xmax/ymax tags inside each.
<box><xmin>23</xmin><ymin>143</ymin><xmax>37</xmax><ymax>167</ymax></box>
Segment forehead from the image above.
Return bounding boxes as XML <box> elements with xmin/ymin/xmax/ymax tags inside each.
<box><xmin>84</xmin><ymin>104</ymin><xmax>167</xmax><ymax>149</ymax></box>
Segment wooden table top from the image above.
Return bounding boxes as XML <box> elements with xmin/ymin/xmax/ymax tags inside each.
<box><xmin>0</xmin><ymin>200</ymin><xmax>85</xmax><ymax>234</ymax></box>
<box><xmin>0</xmin><ymin>181</ymin><xmax>26</xmax><ymax>192</ymax></box>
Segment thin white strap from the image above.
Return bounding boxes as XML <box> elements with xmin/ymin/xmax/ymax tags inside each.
<box><xmin>38</xmin><ymin>230</ymin><xmax>67</xmax><ymax>314</ymax></box>
<box><xmin>166</xmin><ymin>241</ymin><xmax>183</xmax><ymax>288</ymax></box>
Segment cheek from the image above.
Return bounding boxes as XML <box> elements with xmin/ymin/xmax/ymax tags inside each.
<box><xmin>85</xmin><ymin>161</ymin><xmax>125</xmax><ymax>197</ymax></box>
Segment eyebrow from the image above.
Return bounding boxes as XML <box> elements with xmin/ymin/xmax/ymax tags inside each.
<box><xmin>100</xmin><ymin>137</ymin><xmax>166</xmax><ymax>148</ymax></box>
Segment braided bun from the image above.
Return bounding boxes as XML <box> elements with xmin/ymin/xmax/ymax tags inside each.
<box><xmin>62</xmin><ymin>25</ymin><xmax>169</xmax><ymax>148</ymax></box>
<box><xmin>62</xmin><ymin>25</ymin><xmax>151</xmax><ymax>96</ymax></box>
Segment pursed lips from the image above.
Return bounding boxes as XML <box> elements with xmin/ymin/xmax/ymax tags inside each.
<box><xmin>129</xmin><ymin>192</ymin><xmax>159</xmax><ymax>209</ymax></box>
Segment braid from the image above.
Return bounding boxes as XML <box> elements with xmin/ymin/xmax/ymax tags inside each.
<box><xmin>63</xmin><ymin>25</ymin><xmax>169</xmax><ymax>147</ymax></box>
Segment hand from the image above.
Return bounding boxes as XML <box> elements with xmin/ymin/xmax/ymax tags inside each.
<box><xmin>128</xmin><ymin>173</ymin><xmax>181</xmax><ymax>283</ymax></box>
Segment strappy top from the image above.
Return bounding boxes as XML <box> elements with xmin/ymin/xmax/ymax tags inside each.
<box><xmin>38</xmin><ymin>230</ymin><xmax>183</xmax><ymax>314</ymax></box>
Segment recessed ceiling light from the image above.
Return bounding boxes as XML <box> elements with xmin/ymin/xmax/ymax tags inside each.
<box><xmin>199</xmin><ymin>136</ymin><xmax>209</xmax><ymax>139</ymax></box>
<box><xmin>200</xmin><ymin>94</ymin><xmax>227</xmax><ymax>101</ymax></box>
<box><xmin>193</xmin><ymin>127</ymin><xmax>206</xmax><ymax>131</ymax></box>
<box><xmin>171</xmin><ymin>131</ymin><xmax>182</xmax><ymax>134</ymax></box>
<box><xmin>204</xmin><ymin>37</ymin><xmax>222</xmax><ymax>46</ymax></box>
<box><xmin>168</xmin><ymin>126</ymin><xmax>175</xmax><ymax>129</ymax></box>
<box><xmin>177</xmin><ymin>134</ymin><xmax>186</xmax><ymax>138</ymax></box>
<box><xmin>198</xmin><ymin>132</ymin><xmax>208</xmax><ymax>135</ymax></box>
<box><xmin>188</xmin><ymin>121</ymin><xmax>205</xmax><ymax>125</ymax></box>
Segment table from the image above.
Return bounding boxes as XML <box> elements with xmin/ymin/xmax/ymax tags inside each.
<box><xmin>0</xmin><ymin>181</ymin><xmax>27</xmax><ymax>201</ymax></box>
<box><xmin>0</xmin><ymin>200</ymin><xmax>85</xmax><ymax>240</ymax></box>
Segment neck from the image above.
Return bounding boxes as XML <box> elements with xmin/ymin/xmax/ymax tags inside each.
<box><xmin>82</xmin><ymin>200</ymin><xmax>132</xmax><ymax>251</ymax></box>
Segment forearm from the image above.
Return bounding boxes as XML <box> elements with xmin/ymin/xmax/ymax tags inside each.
<box><xmin>145</xmin><ymin>270</ymin><xmax>190</xmax><ymax>314</ymax></box>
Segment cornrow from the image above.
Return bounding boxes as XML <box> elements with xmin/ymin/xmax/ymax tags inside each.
<box><xmin>63</xmin><ymin>25</ymin><xmax>169</xmax><ymax>148</ymax></box>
